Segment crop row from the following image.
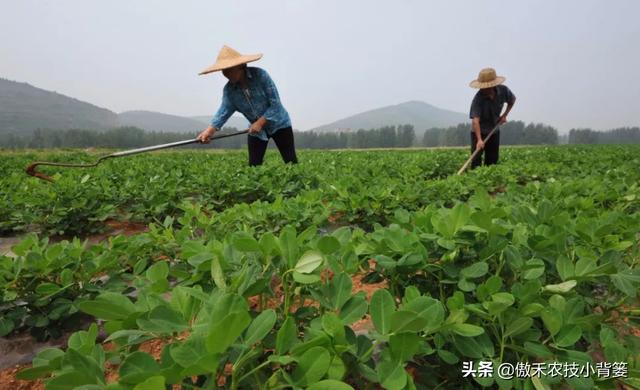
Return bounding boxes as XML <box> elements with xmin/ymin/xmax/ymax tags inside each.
<box><xmin>2</xmin><ymin>145</ymin><xmax>639</xmax><ymax>389</ymax></box>
<box><xmin>1</xmin><ymin>146</ymin><xmax>638</xmax><ymax>236</ymax></box>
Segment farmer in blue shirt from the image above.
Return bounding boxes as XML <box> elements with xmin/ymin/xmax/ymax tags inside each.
<box><xmin>468</xmin><ymin>68</ymin><xmax>516</xmax><ymax>168</ymax></box>
<box><xmin>197</xmin><ymin>46</ymin><xmax>298</xmax><ymax>166</ymax></box>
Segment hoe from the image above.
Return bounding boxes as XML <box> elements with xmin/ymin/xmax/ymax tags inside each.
<box><xmin>26</xmin><ymin>130</ymin><xmax>248</xmax><ymax>182</ymax></box>
<box><xmin>457</xmin><ymin>120</ymin><xmax>502</xmax><ymax>175</ymax></box>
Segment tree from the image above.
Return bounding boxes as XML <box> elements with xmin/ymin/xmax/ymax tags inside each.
<box><xmin>397</xmin><ymin>124</ymin><xmax>415</xmax><ymax>147</ymax></box>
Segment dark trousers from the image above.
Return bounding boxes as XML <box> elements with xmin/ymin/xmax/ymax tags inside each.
<box><xmin>247</xmin><ymin>127</ymin><xmax>298</xmax><ymax>166</ymax></box>
<box><xmin>470</xmin><ymin>131</ymin><xmax>500</xmax><ymax>169</ymax></box>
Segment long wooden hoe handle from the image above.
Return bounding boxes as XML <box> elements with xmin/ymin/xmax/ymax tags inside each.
<box><xmin>456</xmin><ymin>123</ymin><xmax>500</xmax><ymax>176</ymax></box>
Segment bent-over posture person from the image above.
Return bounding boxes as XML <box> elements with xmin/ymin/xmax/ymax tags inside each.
<box><xmin>468</xmin><ymin>68</ymin><xmax>516</xmax><ymax>168</ymax></box>
<box><xmin>197</xmin><ymin>46</ymin><xmax>298</xmax><ymax>166</ymax></box>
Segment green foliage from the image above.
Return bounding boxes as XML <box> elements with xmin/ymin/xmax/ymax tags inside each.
<box><xmin>1</xmin><ymin>145</ymin><xmax>639</xmax><ymax>388</ymax></box>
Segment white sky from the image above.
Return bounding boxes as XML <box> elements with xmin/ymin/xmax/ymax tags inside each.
<box><xmin>1</xmin><ymin>0</ymin><xmax>639</xmax><ymax>132</ymax></box>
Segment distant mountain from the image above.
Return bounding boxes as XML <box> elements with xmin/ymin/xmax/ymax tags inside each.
<box><xmin>0</xmin><ymin>77</ymin><xmax>253</xmax><ymax>135</ymax></box>
<box><xmin>0</xmin><ymin>78</ymin><xmax>466</xmax><ymax>137</ymax></box>
<box><xmin>190</xmin><ymin>115</ymin><xmax>250</xmax><ymax>130</ymax></box>
<box><xmin>118</xmin><ymin>112</ymin><xmax>249</xmax><ymax>133</ymax></box>
<box><xmin>190</xmin><ymin>115</ymin><xmax>213</xmax><ymax>124</ymax></box>
<box><xmin>0</xmin><ymin>78</ymin><xmax>118</xmax><ymax>135</ymax></box>
<box><xmin>310</xmin><ymin>101</ymin><xmax>468</xmax><ymax>134</ymax></box>
<box><xmin>118</xmin><ymin>110</ymin><xmax>209</xmax><ymax>133</ymax></box>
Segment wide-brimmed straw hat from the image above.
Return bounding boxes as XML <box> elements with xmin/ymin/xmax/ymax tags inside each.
<box><xmin>199</xmin><ymin>45</ymin><xmax>262</xmax><ymax>75</ymax></box>
<box><xmin>469</xmin><ymin>68</ymin><xmax>506</xmax><ymax>89</ymax></box>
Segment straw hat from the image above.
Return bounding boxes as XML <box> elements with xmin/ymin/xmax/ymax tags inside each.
<box><xmin>199</xmin><ymin>45</ymin><xmax>263</xmax><ymax>75</ymax></box>
<box><xmin>469</xmin><ymin>68</ymin><xmax>506</xmax><ymax>89</ymax></box>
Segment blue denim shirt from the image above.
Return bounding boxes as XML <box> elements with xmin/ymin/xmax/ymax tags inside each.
<box><xmin>210</xmin><ymin>67</ymin><xmax>291</xmax><ymax>141</ymax></box>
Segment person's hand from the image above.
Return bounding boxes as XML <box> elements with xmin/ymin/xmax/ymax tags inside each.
<box><xmin>499</xmin><ymin>114</ymin><xmax>508</xmax><ymax>124</ymax></box>
<box><xmin>249</xmin><ymin>120</ymin><xmax>263</xmax><ymax>134</ymax></box>
<box><xmin>476</xmin><ymin>139</ymin><xmax>485</xmax><ymax>151</ymax></box>
<box><xmin>197</xmin><ymin>126</ymin><xmax>216</xmax><ymax>143</ymax></box>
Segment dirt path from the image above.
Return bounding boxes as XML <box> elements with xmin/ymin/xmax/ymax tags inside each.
<box><xmin>0</xmin><ymin>235</ymin><xmax>25</xmax><ymax>258</ymax></box>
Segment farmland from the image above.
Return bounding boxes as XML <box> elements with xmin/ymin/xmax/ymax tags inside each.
<box><xmin>1</xmin><ymin>145</ymin><xmax>639</xmax><ymax>389</ymax></box>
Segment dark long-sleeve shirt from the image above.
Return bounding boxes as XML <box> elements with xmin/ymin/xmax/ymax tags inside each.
<box><xmin>469</xmin><ymin>85</ymin><xmax>516</xmax><ymax>134</ymax></box>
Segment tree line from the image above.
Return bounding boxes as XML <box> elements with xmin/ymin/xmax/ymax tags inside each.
<box><xmin>0</xmin><ymin>125</ymin><xmax>417</xmax><ymax>150</ymax></box>
<box><xmin>0</xmin><ymin>127</ymin><xmax>245</xmax><ymax>150</ymax></box>
<box><xmin>1</xmin><ymin>123</ymin><xmax>639</xmax><ymax>149</ymax></box>
<box><xmin>568</xmin><ymin>127</ymin><xmax>640</xmax><ymax>144</ymax></box>
<box><xmin>423</xmin><ymin>121</ymin><xmax>559</xmax><ymax>146</ymax></box>
<box><xmin>295</xmin><ymin>124</ymin><xmax>416</xmax><ymax>149</ymax></box>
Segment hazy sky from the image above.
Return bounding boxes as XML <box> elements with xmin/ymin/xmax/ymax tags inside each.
<box><xmin>2</xmin><ymin>0</ymin><xmax>639</xmax><ymax>132</ymax></box>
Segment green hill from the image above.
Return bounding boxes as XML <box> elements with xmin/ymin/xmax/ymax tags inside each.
<box><xmin>0</xmin><ymin>78</ymin><xmax>252</xmax><ymax>135</ymax></box>
<box><xmin>0</xmin><ymin>78</ymin><xmax>466</xmax><ymax>137</ymax></box>
<box><xmin>118</xmin><ymin>110</ymin><xmax>209</xmax><ymax>133</ymax></box>
<box><xmin>310</xmin><ymin>100</ymin><xmax>468</xmax><ymax>134</ymax></box>
<box><xmin>117</xmin><ymin>111</ymin><xmax>251</xmax><ymax>132</ymax></box>
<box><xmin>0</xmin><ymin>78</ymin><xmax>118</xmax><ymax>135</ymax></box>
<box><xmin>190</xmin><ymin>115</ymin><xmax>250</xmax><ymax>130</ymax></box>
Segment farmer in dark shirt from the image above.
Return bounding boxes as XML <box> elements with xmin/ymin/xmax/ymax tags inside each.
<box><xmin>468</xmin><ymin>68</ymin><xmax>516</xmax><ymax>168</ymax></box>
